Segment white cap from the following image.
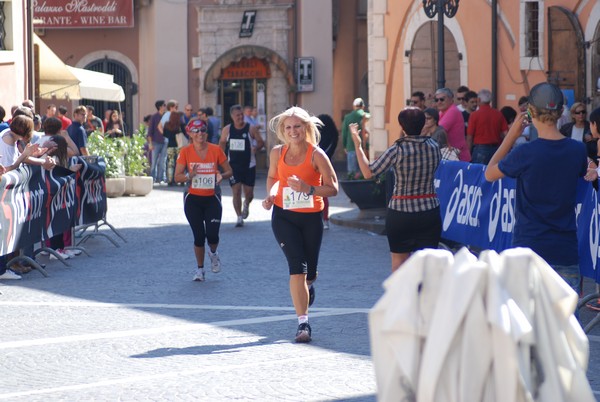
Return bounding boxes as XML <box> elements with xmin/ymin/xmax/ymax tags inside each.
<box><xmin>353</xmin><ymin>98</ymin><xmax>364</xmax><ymax>107</ymax></box>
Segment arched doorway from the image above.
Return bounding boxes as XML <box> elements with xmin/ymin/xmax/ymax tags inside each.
<box><xmin>590</xmin><ymin>22</ymin><xmax>600</xmax><ymax>109</ymax></box>
<box><xmin>204</xmin><ymin>46</ymin><xmax>295</xmax><ymax>151</ymax></box>
<box><xmin>83</xmin><ymin>58</ymin><xmax>134</xmax><ymax>134</ymax></box>
<box><xmin>547</xmin><ymin>7</ymin><xmax>585</xmax><ymax>103</ymax></box>
<box><xmin>410</xmin><ymin>22</ymin><xmax>460</xmax><ymax>101</ymax></box>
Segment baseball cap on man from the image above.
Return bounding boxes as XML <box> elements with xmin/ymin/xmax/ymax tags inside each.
<box><xmin>528</xmin><ymin>82</ymin><xmax>564</xmax><ymax>111</ymax></box>
<box><xmin>353</xmin><ymin>98</ymin><xmax>364</xmax><ymax>107</ymax></box>
<box><xmin>186</xmin><ymin>118</ymin><xmax>207</xmax><ymax>133</ymax></box>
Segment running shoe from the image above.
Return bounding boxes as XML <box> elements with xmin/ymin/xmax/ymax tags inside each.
<box><xmin>193</xmin><ymin>268</ymin><xmax>205</xmax><ymax>282</ymax></box>
<box><xmin>323</xmin><ymin>220</ymin><xmax>330</xmax><ymax>230</ymax></box>
<box><xmin>65</xmin><ymin>248</ymin><xmax>82</xmax><ymax>256</ymax></box>
<box><xmin>0</xmin><ymin>270</ymin><xmax>21</xmax><ymax>280</ymax></box>
<box><xmin>235</xmin><ymin>216</ymin><xmax>244</xmax><ymax>227</ymax></box>
<box><xmin>208</xmin><ymin>251</ymin><xmax>221</xmax><ymax>273</ymax></box>
<box><xmin>308</xmin><ymin>284</ymin><xmax>315</xmax><ymax>307</ymax></box>
<box><xmin>242</xmin><ymin>201</ymin><xmax>250</xmax><ymax>219</ymax></box>
<box><xmin>50</xmin><ymin>249</ymin><xmax>71</xmax><ymax>260</ymax></box>
<box><xmin>295</xmin><ymin>322</ymin><xmax>312</xmax><ymax>343</ymax></box>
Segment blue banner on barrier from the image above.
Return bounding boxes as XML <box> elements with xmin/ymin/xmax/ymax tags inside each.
<box><xmin>435</xmin><ymin>161</ymin><xmax>600</xmax><ymax>282</ymax></box>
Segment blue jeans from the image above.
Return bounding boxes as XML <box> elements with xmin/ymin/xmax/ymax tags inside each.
<box><xmin>552</xmin><ymin>263</ymin><xmax>581</xmax><ymax>319</ymax></box>
<box><xmin>151</xmin><ymin>138</ymin><xmax>168</xmax><ymax>183</ymax></box>
<box><xmin>346</xmin><ymin>150</ymin><xmax>359</xmax><ymax>173</ymax></box>
<box><xmin>471</xmin><ymin>144</ymin><xmax>498</xmax><ymax>165</ymax></box>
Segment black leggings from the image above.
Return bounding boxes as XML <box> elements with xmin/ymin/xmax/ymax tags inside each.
<box><xmin>271</xmin><ymin>205</ymin><xmax>323</xmax><ymax>281</ymax></box>
<box><xmin>184</xmin><ymin>193</ymin><xmax>222</xmax><ymax>247</ymax></box>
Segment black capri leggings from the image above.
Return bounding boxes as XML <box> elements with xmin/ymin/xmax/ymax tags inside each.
<box><xmin>271</xmin><ymin>205</ymin><xmax>323</xmax><ymax>281</ymax></box>
<box><xmin>184</xmin><ymin>192</ymin><xmax>222</xmax><ymax>247</ymax></box>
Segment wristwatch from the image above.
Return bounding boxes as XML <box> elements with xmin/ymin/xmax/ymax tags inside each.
<box><xmin>307</xmin><ymin>185</ymin><xmax>315</xmax><ymax>196</ymax></box>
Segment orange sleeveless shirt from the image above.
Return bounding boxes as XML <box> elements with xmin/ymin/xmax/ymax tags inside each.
<box><xmin>273</xmin><ymin>144</ymin><xmax>324</xmax><ymax>213</ymax></box>
<box><xmin>176</xmin><ymin>143</ymin><xmax>227</xmax><ymax>197</ymax></box>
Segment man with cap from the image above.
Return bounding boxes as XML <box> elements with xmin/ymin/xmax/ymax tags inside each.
<box><xmin>341</xmin><ymin>98</ymin><xmax>368</xmax><ymax>176</ymax></box>
<box><xmin>485</xmin><ymin>82</ymin><xmax>592</xmax><ymax>295</ymax></box>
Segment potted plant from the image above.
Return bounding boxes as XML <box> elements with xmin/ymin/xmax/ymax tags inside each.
<box><xmin>87</xmin><ymin>130</ymin><xmax>126</xmax><ymax>197</ymax></box>
<box><xmin>123</xmin><ymin>125</ymin><xmax>153</xmax><ymax>196</ymax></box>
<box><xmin>339</xmin><ymin>171</ymin><xmax>388</xmax><ymax>210</ymax></box>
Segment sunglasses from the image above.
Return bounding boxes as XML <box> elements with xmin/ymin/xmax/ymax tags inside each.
<box><xmin>434</xmin><ymin>97</ymin><xmax>446</xmax><ymax>102</ymax></box>
<box><xmin>574</xmin><ymin>110</ymin><xmax>586</xmax><ymax>115</ymax></box>
<box><xmin>190</xmin><ymin>126</ymin><xmax>207</xmax><ymax>133</ymax></box>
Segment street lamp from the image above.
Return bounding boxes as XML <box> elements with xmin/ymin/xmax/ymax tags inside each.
<box><xmin>423</xmin><ymin>0</ymin><xmax>460</xmax><ymax>89</ymax></box>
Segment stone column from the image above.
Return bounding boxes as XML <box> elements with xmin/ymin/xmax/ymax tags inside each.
<box><xmin>368</xmin><ymin>0</ymin><xmax>388</xmax><ymax>159</ymax></box>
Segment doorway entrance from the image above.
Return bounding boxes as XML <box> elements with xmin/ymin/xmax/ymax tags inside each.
<box><xmin>218</xmin><ymin>57</ymin><xmax>270</xmax><ymax>127</ymax></box>
<box><xmin>220</xmin><ymin>79</ymin><xmax>267</xmax><ymax>127</ymax></box>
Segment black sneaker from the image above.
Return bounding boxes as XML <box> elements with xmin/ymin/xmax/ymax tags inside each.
<box><xmin>295</xmin><ymin>322</ymin><xmax>312</xmax><ymax>343</ymax></box>
<box><xmin>308</xmin><ymin>285</ymin><xmax>315</xmax><ymax>307</ymax></box>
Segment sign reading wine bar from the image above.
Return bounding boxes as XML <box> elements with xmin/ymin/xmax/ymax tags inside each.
<box><xmin>33</xmin><ymin>0</ymin><xmax>134</xmax><ymax>28</ymax></box>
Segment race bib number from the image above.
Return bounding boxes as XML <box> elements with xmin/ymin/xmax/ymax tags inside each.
<box><xmin>282</xmin><ymin>186</ymin><xmax>314</xmax><ymax>210</ymax></box>
<box><xmin>229</xmin><ymin>138</ymin><xmax>245</xmax><ymax>151</ymax></box>
<box><xmin>192</xmin><ymin>174</ymin><xmax>215</xmax><ymax>189</ymax></box>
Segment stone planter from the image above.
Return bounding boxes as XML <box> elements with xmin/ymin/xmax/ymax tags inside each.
<box><xmin>124</xmin><ymin>176</ymin><xmax>153</xmax><ymax>196</ymax></box>
<box><xmin>105</xmin><ymin>177</ymin><xmax>126</xmax><ymax>198</ymax></box>
<box><xmin>339</xmin><ymin>178</ymin><xmax>387</xmax><ymax>210</ymax></box>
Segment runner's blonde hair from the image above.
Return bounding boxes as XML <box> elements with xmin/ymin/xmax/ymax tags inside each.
<box><xmin>269</xmin><ymin>106</ymin><xmax>322</xmax><ymax>145</ymax></box>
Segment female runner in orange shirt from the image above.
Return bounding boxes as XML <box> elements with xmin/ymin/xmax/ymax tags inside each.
<box><xmin>262</xmin><ymin>107</ymin><xmax>338</xmax><ymax>343</ymax></box>
<box><xmin>175</xmin><ymin>119</ymin><xmax>233</xmax><ymax>282</ymax></box>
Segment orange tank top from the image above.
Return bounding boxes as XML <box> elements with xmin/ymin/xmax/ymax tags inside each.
<box><xmin>274</xmin><ymin>144</ymin><xmax>324</xmax><ymax>213</ymax></box>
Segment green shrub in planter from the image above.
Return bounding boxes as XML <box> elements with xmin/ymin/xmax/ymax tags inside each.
<box><xmin>87</xmin><ymin>130</ymin><xmax>125</xmax><ymax>178</ymax></box>
<box><xmin>124</xmin><ymin>125</ymin><xmax>150</xmax><ymax>177</ymax></box>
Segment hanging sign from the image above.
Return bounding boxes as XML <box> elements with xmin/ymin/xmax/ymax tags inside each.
<box><xmin>33</xmin><ymin>0</ymin><xmax>134</xmax><ymax>29</ymax></box>
<box><xmin>220</xmin><ymin>57</ymin><xmax>271</xmax><ymax>80</ymax></box>
<box><xmin>239</xmin><ymin>10</ymin><xmax>257</xmax><ymax>38</ymax></box>
<box><xmin>296</xmin><ymin>57</ymin><xmax>314</xmax><ymax>92</ymax></box>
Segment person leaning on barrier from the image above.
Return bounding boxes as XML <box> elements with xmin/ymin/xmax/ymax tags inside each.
<box><xmin>349</xmin><ymin>107</ymin><xmax>442</xmax><ymax>272</ymax></box>
<box><xmin>0</xmin><ymin>116</ymin><xmax>55</xmax><ymax>172</ymax></box>
<box><xmin>45</xmin><ymin>134</ymin><xmax>82</xmax><ymax>260</ymax></box>
<box><xmin>485</xmin><ymin>82</ymin><xmax>594</xmax><ymax>296</ymax></box>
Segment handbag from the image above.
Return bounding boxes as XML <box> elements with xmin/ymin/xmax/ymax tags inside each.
<box><xmin>175</xmin><ymin>132</ymin><xmax>189</xmax><ymax>148</ymax></box>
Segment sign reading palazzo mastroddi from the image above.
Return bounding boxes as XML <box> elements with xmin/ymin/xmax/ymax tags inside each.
<box><xmin>33</xmin><ymin>0</ymin><xmax>134</xmax><ymax>28</ymax></box>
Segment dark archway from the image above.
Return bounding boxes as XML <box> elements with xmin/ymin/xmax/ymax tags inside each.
<box><xmin>410</xmin><ymin>22</ymin><xmax>460</xmax><ymax>99</ymax></box>
<box><xmin>83</xmin><ymin>58</ymin><xmax>134</xmax><ymax>135</ymax></box>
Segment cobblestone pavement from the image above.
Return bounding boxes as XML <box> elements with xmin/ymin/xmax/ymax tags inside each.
<box><xmin>0</xmin><ymin>172</ymin><xmax>599</xmax><ymax>401</ymax></box>
<box><xmin>0</xmin><ymin>173</ymin><xmax>388</xmax><ymax>401</ymax></box>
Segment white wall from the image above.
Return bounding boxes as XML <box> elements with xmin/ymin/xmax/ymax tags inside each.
<box><xmin>138</xmin><ymin>0</ymin><xmax>188</xmax><ymax>108</ymax></box>
<box><xmin>298</xmin><ymin>0</ymin><xmax>333</xmax><ymax>116</ymax></box>
<box><xmin>0</xmin><ymin>0</ymin><xmax>27</xmax><ymax>112</ymax></box>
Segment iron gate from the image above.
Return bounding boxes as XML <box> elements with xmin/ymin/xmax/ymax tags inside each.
<box><xmin>82</xmin><ymin>58</ymin><xmax>135</xmax><ymax>135</ymax></box>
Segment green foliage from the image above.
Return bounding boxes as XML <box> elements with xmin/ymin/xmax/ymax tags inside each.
<box><xmin>87</xmin><ymin>130</ymin><xmax>125</xmax><ymax>178</ymax></box>
<box><xmin>124</xmin><ymin>125</ymin><xmax>150</xmax><ymax>176</ymax></box>
<box><xmin>86</xmin><ymin>125</ymin><xmax>149</xmax><ymax>178</ymax></box>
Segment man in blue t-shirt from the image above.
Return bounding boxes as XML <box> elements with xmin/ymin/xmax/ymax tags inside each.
<box><xmin>67</xmin><ymin>105</ymin><xmax>88</xmax><ymax>156</ymax></box>
<box><xmin>485</xmin><ymin>82</ymin><xmax>592</xmax><ymax>294</ymax></box>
